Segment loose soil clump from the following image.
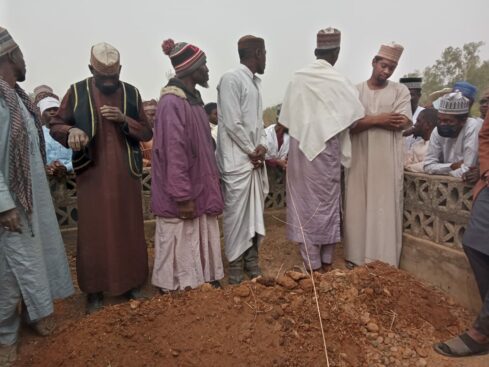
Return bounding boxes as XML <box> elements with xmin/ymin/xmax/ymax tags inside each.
<box><xmin>15</xmin><ymin>262</ymin><xmax>475</xmax><ymax>367</ymax></box>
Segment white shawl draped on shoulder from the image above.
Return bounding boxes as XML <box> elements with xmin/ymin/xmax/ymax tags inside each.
<box><xmin>279</xmin><ymin>59</ymin><xmax>365</xmax><ymax>166</ymax></box>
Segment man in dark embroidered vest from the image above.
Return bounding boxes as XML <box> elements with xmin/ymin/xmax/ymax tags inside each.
<box><xmin>151</xmin><ymin>39</ymin><xmax>224</xmax><ymax>292</ymax></box>
<box><xmin>50</xmin><ymin>42</ymin><xmax>152</xmax><ymax>313</ymax></box>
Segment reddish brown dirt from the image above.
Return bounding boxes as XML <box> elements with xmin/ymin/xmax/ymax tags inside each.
<box><xmin>13</xmin><ymin>210</ymin><xmax>489</xmax><ymax>366</ymax></box>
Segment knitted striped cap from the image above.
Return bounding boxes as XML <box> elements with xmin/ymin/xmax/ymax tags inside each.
<box><xmin>0</xmin><ymin>27</ymin><xmax>19</xmax><ymax>57</ymax></box>
<box><xmin>438</xmin><ymin>91</ymin><xmax>470</xmax><ymax>115</ymax></box>
<box><xmin>162</xmin><ymin>39</ymin><xmax>206</xmax><ymax>78</ymax></box>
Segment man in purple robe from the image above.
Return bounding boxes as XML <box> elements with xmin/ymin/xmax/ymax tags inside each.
<box><xmin>151</xmin><ymin>39</ymin><xmax>224</xmax><ymax>292</ymax></box>
<box><xmin>280</xmin><ymin>28</ymin><xmax>364</xmax><ymax>272</ymax></box>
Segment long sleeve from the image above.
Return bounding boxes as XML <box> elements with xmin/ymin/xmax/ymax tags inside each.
<box><xmin>394</xmin><ymin>85</ymin><xmax>413</xmax><ymax>121</ymax></box>
<box><xmin>218</xmin><ymin>74</ymin><xmax>255</xmax><ymax>154</ymax></box>
<box><xmin>259</xmin><ymin>123</ymin><xmax>267</xmax><ymax>148</ymax></box>
<box><xmin>449</xmin><ymin>124</ymin><xmax>479</xmax><ymax>177</ymax></box>
<box><xmin>424</xmin><ymin>133</ymin><xmax>452</xmax><ymax>175</ymax></box>
<box><xmin>0</xmin><ymin>172</ymin><xmax>14</xmax><ymax>213</ymax></box>
<box><xmin>121</xmin><ymin>93</ymin><xmax>153</xmax><ymax>142</ymax></box>
<box><xmin>50</xmin><ymin>88</ymin><xmax>76</xmax><ymax>147</ymax></box>
<box><xmin>0</xmin><ymin>100</ymin><xmax>15</xmax><ymax>212</ymax></box>
<box><xmin>480</xmin><ymin>118</ymin><xmax>489</xmax><ymax>177</ymax></box>
<box><xmin>405</xmin><ymin>162</ymin><xmax>425</xmax><ymax>173</ymax></box>
<box><xmin>156</xmin><ymin>96</ymin><xmax>192</xmax><ymax>202</ymax></box>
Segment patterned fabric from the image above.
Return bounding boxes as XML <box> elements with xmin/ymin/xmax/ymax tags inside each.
<box><xmin>316</xmin><ymin>27</ymin><xmax>341</xmax><ymax>50</ymax></box>
<box><xmin>162</xmin><ymin>39</ymin><xmax>206</xmax><ymax>78</ymax></box>
<box><xmin>400</xmin><ymin>77</ymin><xmax>422</xmax><ymax>89</ymax></box>
<box><xmin>90</xmin><ymin>42</ymin><xmax>120</xmax><ymax>76</ymax></box>
<box><xmin>0</xmin><ymin>79</ymin><xmax>46</xmax><ymax>214</ymax></box>
<box><xmin>439</xmin><ymin>91</ymin><xmax>470</xmax><ymax>114</ymax></box>
<box><xmin>377</xmin><ymin>42</ymin><xmax>404</xmax><ymax>63</ymax></box>
<box><xmin>0</xmin><ymin>27</ymin><xmax>18</xmax><ymax>57</ymax></box>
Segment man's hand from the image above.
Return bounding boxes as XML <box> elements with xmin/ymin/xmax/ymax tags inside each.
<box><xmin>378</xmin><ymin>113</ymin><xmax>409</xmax><ymax>131</ymax></box>
<box><xmin>276</xmin><ymin>159</ymin><xmax>287</xmax><ymax>170</ymax></box>
<box><xmin>463</xmin><ymin>166</ymin><xmax>480</xmax><ymax>185</ymax></box>
<box><xmin>52</xmin><ymin>161</ymin><xmax>68</xmax><ymax>177</ymax></box>
<box><xmin>482</xmin><ymin>172</ymin><xmax>489</xmax><ymax>187</ymax></box>
<box><xmin>177</xmin><ymin>200</ymin><xmax>195</xmax><ymax>220</ymax></box>
<box><xmin>450</xmin><ymin>161</ymin><xmax>463</xmax><ymax>170</ymax></box>
<box><xmin>402</xmin><ymin>126</ymin><xmax>415</xmax><ymax>137</ymax></box>
<box><xmin>100</xmin><ymin>106</ymin><xmax>125</xmax><ymax>123</ymax></box>
<box><xmin>68</xmin><ymin>128</ymin><xmax>89</xmax><ymax>151</ymax></box>
<box><xmin>248</xmin><ymin>145</ymin><xmax>267</xmax><ymax>169</ymax></box>
<box><xmin>0</xmin><ymin>208</ymin><xmax>22</xmax><ymax>233</ymax></box>
<box><xmin>46</xmin><ymin>161</ymin><xmax>68</xmax><ymax>177</ymax></box>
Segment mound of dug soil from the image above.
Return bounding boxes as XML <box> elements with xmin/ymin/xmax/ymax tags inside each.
<box><xmin>16</xmin><ymin>262</ymin><xmax>472</xmax><ymax>367</ymax></box>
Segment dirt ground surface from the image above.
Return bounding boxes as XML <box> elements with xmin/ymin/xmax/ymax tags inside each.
<box><xmin>13</xmin><ymin>210</ymin><xmax>489</xmax><ymax>367</ymax></box>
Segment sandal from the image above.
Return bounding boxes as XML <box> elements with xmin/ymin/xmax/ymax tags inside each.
<box><xmin>434</xmin><ymin>332</ymin><xmax>489</xmax><ymax>357</ymax></box>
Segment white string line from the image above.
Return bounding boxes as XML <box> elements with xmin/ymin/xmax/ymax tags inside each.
<box><xmin>271</xmin><ymin>199</ymin><xmax>323</xmax><ymax>229</ymax></box>
<box><xmin>286</xmin><ymin>178</ymin><xmax>330</xmax><ymax>367</ymax></box>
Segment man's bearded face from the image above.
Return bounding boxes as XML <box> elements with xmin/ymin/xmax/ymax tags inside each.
<box><xmin>194</xmin><ymin>63</ymin><xmax>210</xmax><ymax>88</ymax></box>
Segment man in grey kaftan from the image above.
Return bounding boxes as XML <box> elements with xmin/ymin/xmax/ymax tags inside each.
<box><xmin>0</xmin><ymin>27</ymin><xmax>73</xmax><ymax>365</ymax></box>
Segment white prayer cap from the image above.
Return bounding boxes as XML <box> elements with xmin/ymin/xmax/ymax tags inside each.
<box><xmin>90</xmin><ymin>42</ymin><xmax>120</xmax><ymax>75</ymax></box>
<box><xmin>37</xmin><ymin>96</ymin><xmax>60</xmax><ymax>114</ymax></box>
<box><xmin>438</xmin><ymin>91</ymin><xmax>470</xmax><ymax>115</ymax></box>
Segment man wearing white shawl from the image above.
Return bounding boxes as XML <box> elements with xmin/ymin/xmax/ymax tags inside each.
<box><xmin>279</xmin><ymin>28</ymin><xmax>364</xmax><ymax>271</ymax></box>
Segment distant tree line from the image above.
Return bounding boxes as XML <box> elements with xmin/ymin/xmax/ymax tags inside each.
<box><xmin>405</xmin><ymin>41</ymin><xmax>489</xmax><ymax>108</ymax></box>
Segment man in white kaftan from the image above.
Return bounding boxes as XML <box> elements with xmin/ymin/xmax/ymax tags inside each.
<box><xmin>424</xmin><ymin>92</ymin><xmax>482</xmax><ymax>178</ymax></box>
<box><xmin>344</xmin><ymin>42</ymin><xmax>412</xmax><ymax>268</ymax></box>
<box><xmin>217</xmin><ymin>35</ymin><xmax>268</xmax><ymax>284</ymax></box>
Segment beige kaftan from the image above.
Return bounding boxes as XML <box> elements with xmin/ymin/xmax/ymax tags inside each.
<box><xmin>344</xmin><ymin>81</ymin><xmax>412</xmax><ymax>267</ymax></box>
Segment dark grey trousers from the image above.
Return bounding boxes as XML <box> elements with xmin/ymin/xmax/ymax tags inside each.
<box><xmin>464</xmin><ymin>245</ymin><xmax>489</xmax><ymax>336</ymax></box>
<box><xmin>228</xmin><ymin>236</ymin><xmax>261</xmax><ymax>284</ymax></box>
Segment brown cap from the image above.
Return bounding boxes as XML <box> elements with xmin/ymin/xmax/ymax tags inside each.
<box><xmin>238</xmin><ymin>35</ymin><xmax>265</xmax><ymax>50</ymax></box>
<box><xmin>376</xmin><ymin>42</ymin><xmax>404</xmax><ymax>63</ymax></box>
<box><xmin>90</xmin><ymin>42</ymin><xmax>120</xmax><ymax>75</ymax></box>
<box><xmin>316</xmin><ymin>27</ymin><xmax>341</xmax><ymax>50</ymax></box>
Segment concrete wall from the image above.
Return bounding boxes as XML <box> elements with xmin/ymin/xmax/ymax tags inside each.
<box><xmin>49</xmin><ymin>169</ymin><xmax>481</xmax><ymax>311</ymax></box>
<box><xmin>401</xmin><ymin>172</ymin><xmax>480</xmax><ymax>312</ymax></box>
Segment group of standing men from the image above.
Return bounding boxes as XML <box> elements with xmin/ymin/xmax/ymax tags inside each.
<box><xmin>2</xmin><ymin>21</ymin><xmax>488</xmax><ymax>363</ymax></box>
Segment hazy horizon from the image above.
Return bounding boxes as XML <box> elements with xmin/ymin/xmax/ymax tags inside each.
<box><xmin>1</xmin><ymin>0</ymin><xmax>488</xmax><ymax>107</ymax></box>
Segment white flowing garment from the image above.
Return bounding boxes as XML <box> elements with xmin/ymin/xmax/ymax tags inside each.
<box><xmin>279</xmin><ymin>59</ymin><xmax>365</xmax><ymax>164</ymax></box>
<box><xmin>265</xmin><ymin>124</ymin><xmax>289</xmax><ymax>160</ymax></box>
<box><xmin>344</xmin><ymin>81</ymin><xmax>412</xmax><ymax>267</ymax></box>
<box><xmin>216</xmin><ymin>64</ymin><xmax>269</xmax><ymax>262</ymax></box>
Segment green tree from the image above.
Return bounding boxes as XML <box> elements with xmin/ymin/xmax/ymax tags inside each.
<box><xmin>406</xmin><ymin>42</ymin><xmax>489</xmax><ymax>107</ymax></box>
<box><xmin>262</xmin><ymin>104</ymin><xmax>280</xmax><ymax>127</ymax></box>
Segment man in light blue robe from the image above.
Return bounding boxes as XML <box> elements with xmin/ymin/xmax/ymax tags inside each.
<box><xmin>0</xmin><ymin>27</ymin><xmax>73</xmax><ymax>366</ymax></box>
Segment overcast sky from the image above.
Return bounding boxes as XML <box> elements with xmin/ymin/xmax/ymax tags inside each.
<box><xmin>1</xmin><ymin>0</ymin><xmax>488</xmax><ymax>107</ymax></box>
